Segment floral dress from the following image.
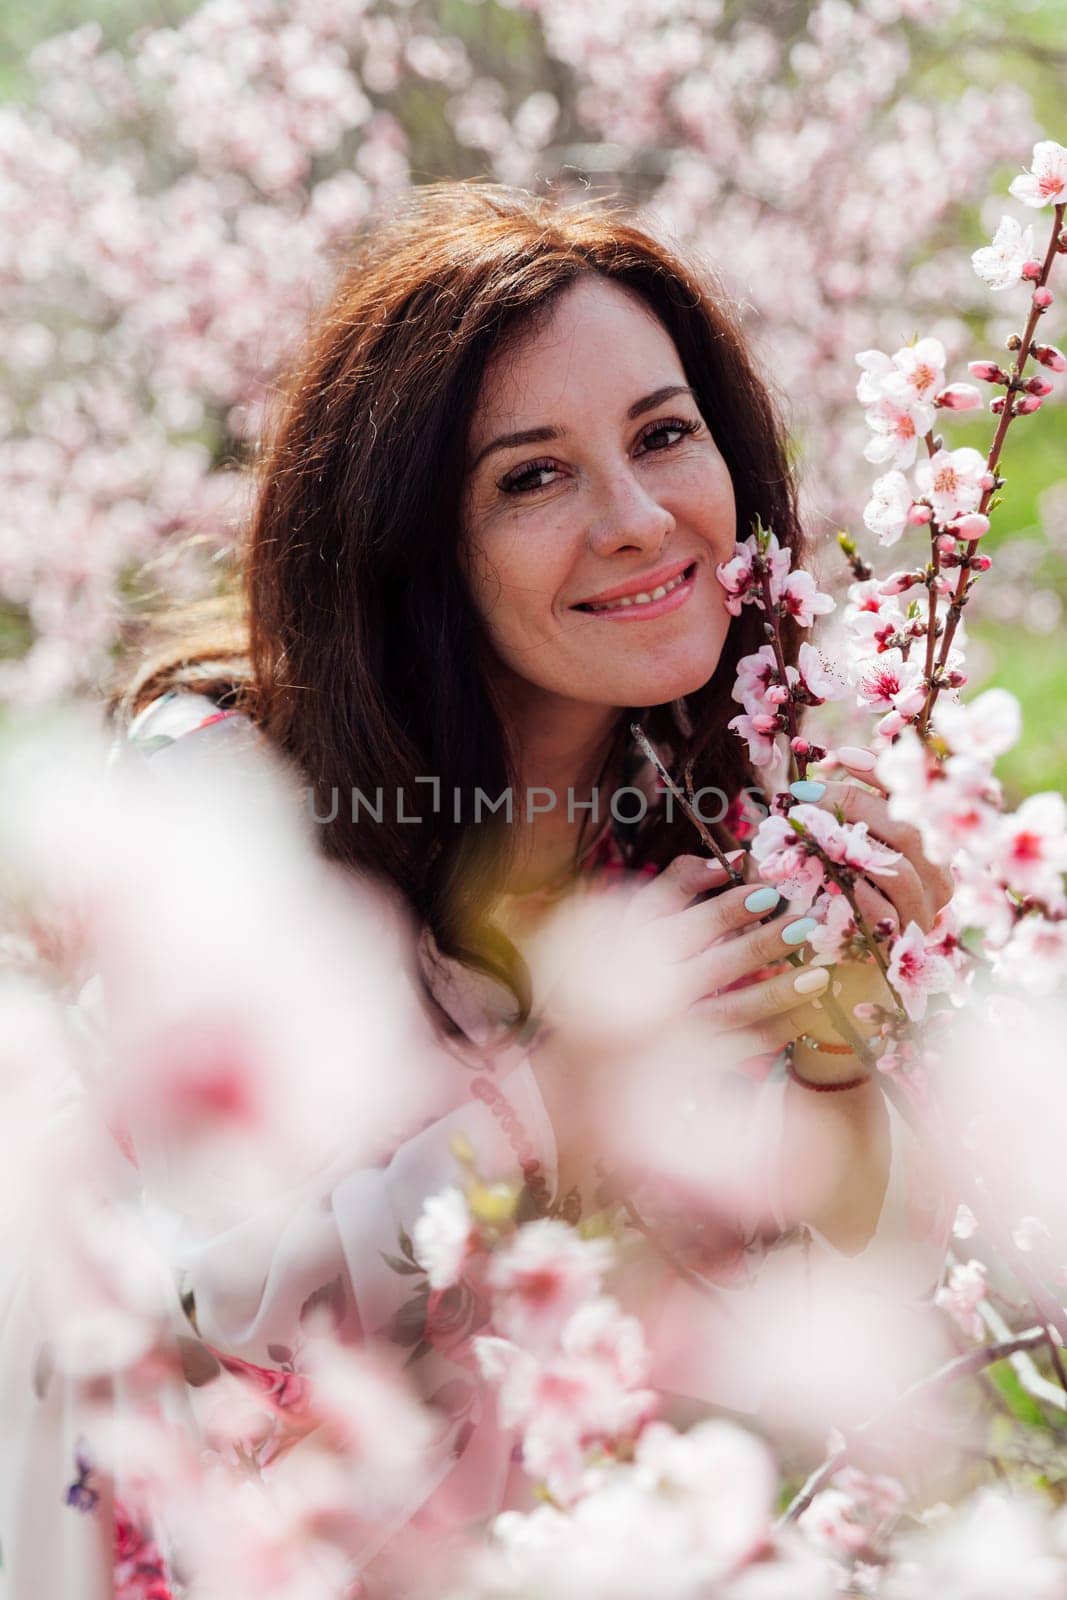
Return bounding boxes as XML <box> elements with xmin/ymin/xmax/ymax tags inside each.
<box><xmin>0</xmin><ymin>690</ymin><xmax>950</xmax><ymax>1598</ymax></box>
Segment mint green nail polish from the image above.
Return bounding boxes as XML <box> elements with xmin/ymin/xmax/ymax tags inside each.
<box><xmin>744</xmin><ymin>886</ymin><xmax>779</xmax><ymax>913</ymax></box>
<box><xmin>782</xmin><ymin>916</ymin><xmax>818</xmax><ymax>945</ymax></box>
<box><xmin>790</xmin><ymin>779</ymin><xmax>825</xmax><ymax>802</ymax></box>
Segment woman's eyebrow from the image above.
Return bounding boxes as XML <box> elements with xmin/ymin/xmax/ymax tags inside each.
<box><xmin>469</xmin><ymin>384</ymin><xmax>696</xmax><ymax>472</ymax></box>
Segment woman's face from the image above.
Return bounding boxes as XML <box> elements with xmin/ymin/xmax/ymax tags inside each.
<box><xmin>460</xmin><ymin>274</ymin><xmax>738</xmax><ymax>717</ymax></box>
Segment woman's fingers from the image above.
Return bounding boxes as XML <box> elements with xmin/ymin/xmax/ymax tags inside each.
<box><xmin>690</xmin><ymin>961</ymin><xmax>830</xmax><ymax>1031</ymax></box>
<box><xmin>827</xmin><ymin>746</ymin><xmax>889</xmax><ymax>797</ymax></box>
<box><xmin>675</xmin><ymin>898</ymin><xmax>821</xmax><ymax>994</ymax></box>
<box><xmin>659</xmin><ymin>879</ymin><xmax>788</xmax><ymax>961</ymax></box>
<box><xmin>627</xmin><ymin>850</ymin><xmax>747</xmax><ymax>926</ymax></box>
<box><xmin>852</xmin><ymin>876</ymin><xmax>900</xmax><ymax>938</ymax></box>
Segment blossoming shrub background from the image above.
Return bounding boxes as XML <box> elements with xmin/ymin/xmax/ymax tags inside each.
<box><xmin>3</xmin><ymin>4</ymin><xmax>1067</xmax><ymax>1596</ymax></box>
<box><xmin>0</xmin><ymin>0</ymin><xmax>1064</xmax><ymax>787</ymax></box>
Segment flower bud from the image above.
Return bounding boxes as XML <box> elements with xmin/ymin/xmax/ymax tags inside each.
<box><xmin>765</xmin><ymin>683</ymin><xmax>791</xmax><ymax>705</ymax></box>
<box><xmin>980</xmin><ymin>472</ymin><xmax>998</xmax><ymax>491</ymax></box>
<box><xmin>970</xmin><ymin>553</ymin><xmax>993</xmax><ymax>572</ymax></box>
<box><xmin>752</xmin><ymin>713</ymin><xmax>779</xmax><ymax>734</ymax></box>
<box><xmin>968</xmin><ymin>360</ymin><xmax>1007</xmax><ymax>383</ymax></box>
<box><xmin>953</xmin><ymin>513</ymin><xmax>991</xmax><ymax>539</ymax></box>
<box><xmin>1059</xmin><ymin>229</ymin><xmax>1067</xmax><ymax>252</ymax></box>
<box><xmin>906</xmin><ymin>502</ymin><xmax>932</xmax><ymax>525</ymax></box>
<box><xmin>879</xmin><ymin>570</ymin><xmax>920</xmax><ymax>595</ymax></box>
<box><xmin>1033</xmin><ymin>343</ymin><xmax>1067</xmax><ymax>372</ymax></box>
<box><xmin>946</xmin><ymin>670</ymin><xmax>967</xmax><ymax>688</ymax></box>
<box><xmin>1033</xmin><ymin>287</ymin><xmax>1054</xmax><ymax>310</ymax></box>
<box><xmin>1021</xmin><ymin>259</ymin><xmax>1044</xmax><ymax>281</ymax></box>
<box><xmin>934</xmin><ymin>383</ymin><xmax>982</xmax><ymax>411</ymax></box>
<box><xmin>990</xmin><ymin>396</ymin><xmax>1007</xmax><ymax>414</ymax></box>
<box><xmin>936</xmin><ymin>533</ymin><xmax>958</xmax><ymax>557</ymax></box>
<box><xmin>790</xmin><ymin>737</ymin><xmax>811</xmax><ymax>756</ymax></box>
<box><xmin>1026</xmin><ymin>375</ymin><xmax>1054</xmax><ymax>396</ymax></box>
<box><xmin>1016</xmin><ymin>395</ymin><xmax>1043</xmax><ymax>414</ymax></box>
<box><xmin>933</xmin><ymin>574</ymin><xmax>955</xmax><ymax>596</ymax></box>
<box><xmin>1006</xmin><ymin>334</ymin><xmax>1023</xmax><ymax>350</ymax></box>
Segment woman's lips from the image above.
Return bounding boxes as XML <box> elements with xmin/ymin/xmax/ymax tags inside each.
<box><xmin>572</xmin><ymin>562</ymin><xmax>697</xmax><ymax>621</ymax></box>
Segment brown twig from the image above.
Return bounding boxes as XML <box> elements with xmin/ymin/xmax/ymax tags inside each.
<box><xmin>629</xmin><ymin>723</ymin><xmax>745</xmax><ymax>880</ymax></box>
<box><xmin>779</xmin><ymin>1326</ymin><xmax>1052</xmax><ymax>1524</ymax></box>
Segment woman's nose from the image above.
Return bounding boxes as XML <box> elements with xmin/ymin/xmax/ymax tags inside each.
<box><xmin>584</xmin><ymin>469</ymin><xmax>676</xmax><ymax>558</ymax></box>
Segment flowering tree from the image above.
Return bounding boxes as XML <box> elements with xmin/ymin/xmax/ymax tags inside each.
<box><xmin>0</xmin><ymin>0</ymin><xmax>1060</xmax><ymax>707</ymax></box>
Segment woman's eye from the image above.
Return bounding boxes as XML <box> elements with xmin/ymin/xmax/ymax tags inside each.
<box><xmin>498</xmin><ymin>416</ymin><xmax>700</xmax><ymax>496</ymax></box>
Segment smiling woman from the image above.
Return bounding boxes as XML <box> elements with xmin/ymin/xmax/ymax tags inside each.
<box><xmin>111</xmin><ymin>179</ymin><xmax>807</xmax><ymax>1032</ymax></box>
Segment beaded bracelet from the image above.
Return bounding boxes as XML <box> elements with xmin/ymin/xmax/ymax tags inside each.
<box><xmin>785</xmin><ymin>1042</ymin><xmax>870</xmax><ymax>1094</ymax></box>
<box><xmin>796</xmin><ymin>1032</ymin><xmax>855</xmax><ymax>1056</ymax></box>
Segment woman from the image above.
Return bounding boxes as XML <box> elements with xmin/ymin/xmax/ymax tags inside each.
<box><xmin>3</xmin><ymin>181</ymin><xmax>951</xmax><ymax>1595</ymax></box>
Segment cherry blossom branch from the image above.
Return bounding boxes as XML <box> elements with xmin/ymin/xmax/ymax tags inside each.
<box><xmin>630</xmin><ymin>723</ymin><xmax>745</xmax><ymax>881</ymax></box>
<box><xmin>779</xmin><ymin>1326</ymin><xmax>1053</xmax><ymax>1525</ymax></box>
<box><xmin>919</xmin><ymin>200</ymin><xmax>1066</xmax><ymax>735</ymax></box>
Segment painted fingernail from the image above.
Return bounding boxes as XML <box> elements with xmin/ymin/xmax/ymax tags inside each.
<box><xmin>789</xmin><ymin>779</ymin><xmax>826</xmax><ymax>802</ymax></box>
<box><xmin>837</xmin><ymin>746</ymin><xmax>877</xmax><ymax>772</ymax></box>
<box><xmin>705</xmin><ymin>849</ymin><xmax>745</xmax><ymax>871</ymax></box>
<box><xmin>744</xmin><ymin>886</ymin><xmax>780</xmax><ymax>913</ymax></box>
<box><xmin>794</xmin><ymin>967</ymin><xmax>830</xmax><ymax>995</ymax></box>
<box><xmin>782</xmin><ymin>916</ymin><xmax>818</xmax><ymax>945</ymax></box>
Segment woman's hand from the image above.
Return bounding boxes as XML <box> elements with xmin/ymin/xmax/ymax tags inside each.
<box><xmin>614</xmin><ymin>851</ymin><xmax>831</xmax><ymax>1069</ymax></box>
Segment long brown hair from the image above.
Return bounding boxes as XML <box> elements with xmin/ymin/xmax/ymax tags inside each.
<box><xmin>109</xmin><ymin>180</ymin><xmax>805</xmax><ymax>1037</ymax></box>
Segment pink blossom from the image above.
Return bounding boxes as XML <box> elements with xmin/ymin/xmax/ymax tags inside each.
<box><xmin>971</xmin><ymin>214</ymin><xmax>1036</xmax><ymax>290</ymax></box>
<box><xmin>857</xmin><ymin>648</ymin><xmax>927</xmax><ymax>718</ymax></box>
<box><xmin>779</xmin><ymin>569</ymin><xmax>835</xmax><ymax>627</ymax></box>
<box><xmin>914</xmin><ymin>446</ymin><xmax>987</xmax><ymax>525</ymax></box>
<box><xmin>727</xmin><ymin>712</ymin><xmax>781</xmax><ymax>769</ymax></box>
<box><xmin>933</xmin><ymin>687</ymin><xmax>1021</xmax><ymax>763</ymax></box>
<box><xmin>863</xmin><ymin>469</ymin><xmax>914</xmax><ymax>546</ymax></box>
<box><xmin>796</xmin><ymin>803</ymin><xmax>902</xmax><ymax>877</ymax></box>
<box><xmin>863</xmin><ymin>394</ymin><xmax>934</xmax><ymax>469</ymax></box>
<box><xmin>988</xmin><ymin>793</ymin><xmax>1067</xmax><ymax>898</ymax></box>
<box><xmin>475</xmin><ymin>1297</ymin><xmax>655</xmax><ymax>1504</ymax></box>
<box><xmin>934</xmin><ymin>1257</ymin><xmax>988</xmax><ymax>1339</ymax></box>
<box><xmin>488</xmin><ymin>1220</ymin><xmax>613</xmax><ymax>1352</ymax></box>
<box><xmin>797</xmin><ymin>640</ymin><xmax>844</xmax><ymax>701</ymax></box>
<box><xmin>1009</xmin><ymin>139</ymin><xmax>1067</xmax><ymax>207</ymax></box>
<box><xmin>885</xmin><ymin>337</ymin><xmax>948</xmax><ymax>407</ymax></box>
<box><xmin>732</xmin><ymin>644</ymin><xmax>782</xmax><ymax>714</ymax></box>
<box><xmin>805</xmin><ymin>890</ymin><xmax>858</xmax><ymax>964</ymax></box>
<box><xmin>412</xmin><ymin>1186</ymin><xmax>475</xmax><ymax>1290</ymax></box>
<box><xmin>750</xmin><ymin>815</ymin><xmax>828</xmax><ymax>911</ymax></box>
<box><xmin>886</xmin><ymin>920</ymin><xmax>957</xmax><ymax>1021</ymax></box>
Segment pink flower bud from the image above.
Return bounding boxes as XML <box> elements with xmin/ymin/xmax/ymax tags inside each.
<box><xmin>1026</xmin><ymin>375</ymin><xmax>1054</xmax><ymax>396</ymax></box>
<box><xmin>1016</xmin><ymin>395</ymin><xmax>1043</xmax><ymax>414</ymax></box>
<box><xmin>934</xmin><ymin>384</ymin><xmax>982</xmax><ymax>411</ymax></box>
<box><xmin>947</xmin><ymin>670</ymin><xmax>967</xmax><ymax>688</ymax></box>
<box><xmin>1034</xmin><ymin>343</ymin><xmax>1067</xmax><ymax>371</ymax></box>
<box><xmin>990</xmin><ymin>396</ymin><xmax>1007</xmax><ymax>414</ymax></box>
<box><xmin>790</xmin><ymin>737</ymin><xmax>811</xmax><ymax>756</ymax></box>
<box><xmin>765</xmin><ymin>683</ymin><xmax>791</xmax><ymax>705</ymax></box>
<box><xmin>1021</xmin><ymin>259</ymin><xmax>1044</xmax><ymax>281</ymax></box>
<box><xmin>970</xmin><ymin>554</ymin><xmax>992</xmax><ymax>572</ymax></box>
<box><xmin>952</xmin><ymin>513</ymin><xmax>991</xmax><ymax>539</ymax></box>
<box><xmin>936</xmin><ymin>533</ymin><xmax>958</xmax><ymax>556</ymax></box>
<box><xmin>879</xmin><ymin>570</ymin><xmax>919</xmax><ymax>595</ymax></box>
<box><xmin>968</xmin><ymin>360</ymin><xmax>1007</xmax><ymax>383</ymax></box>
<box><xmin>906</xmin><ymin>502</ymin><xmax>932</xmax><ymax>526</ymax></box>
<box><xmin>752</xmin><ymin>713</ymin><xmax>779</xmax><ymax>734</ymax></box>
<box><xmin>933</xmin><ymin>574</ymin><xmax>955</xmax><ymax>596</ymax></box>
<box><xmin>1033</xmin><ymin>287</ymin><xmax>1054</xmax><ymax>310</ymax></box>
<box><xmin>980</xmin><ymin>472</ymin><xmax>997</xmax><ymax>491</ymax></box>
